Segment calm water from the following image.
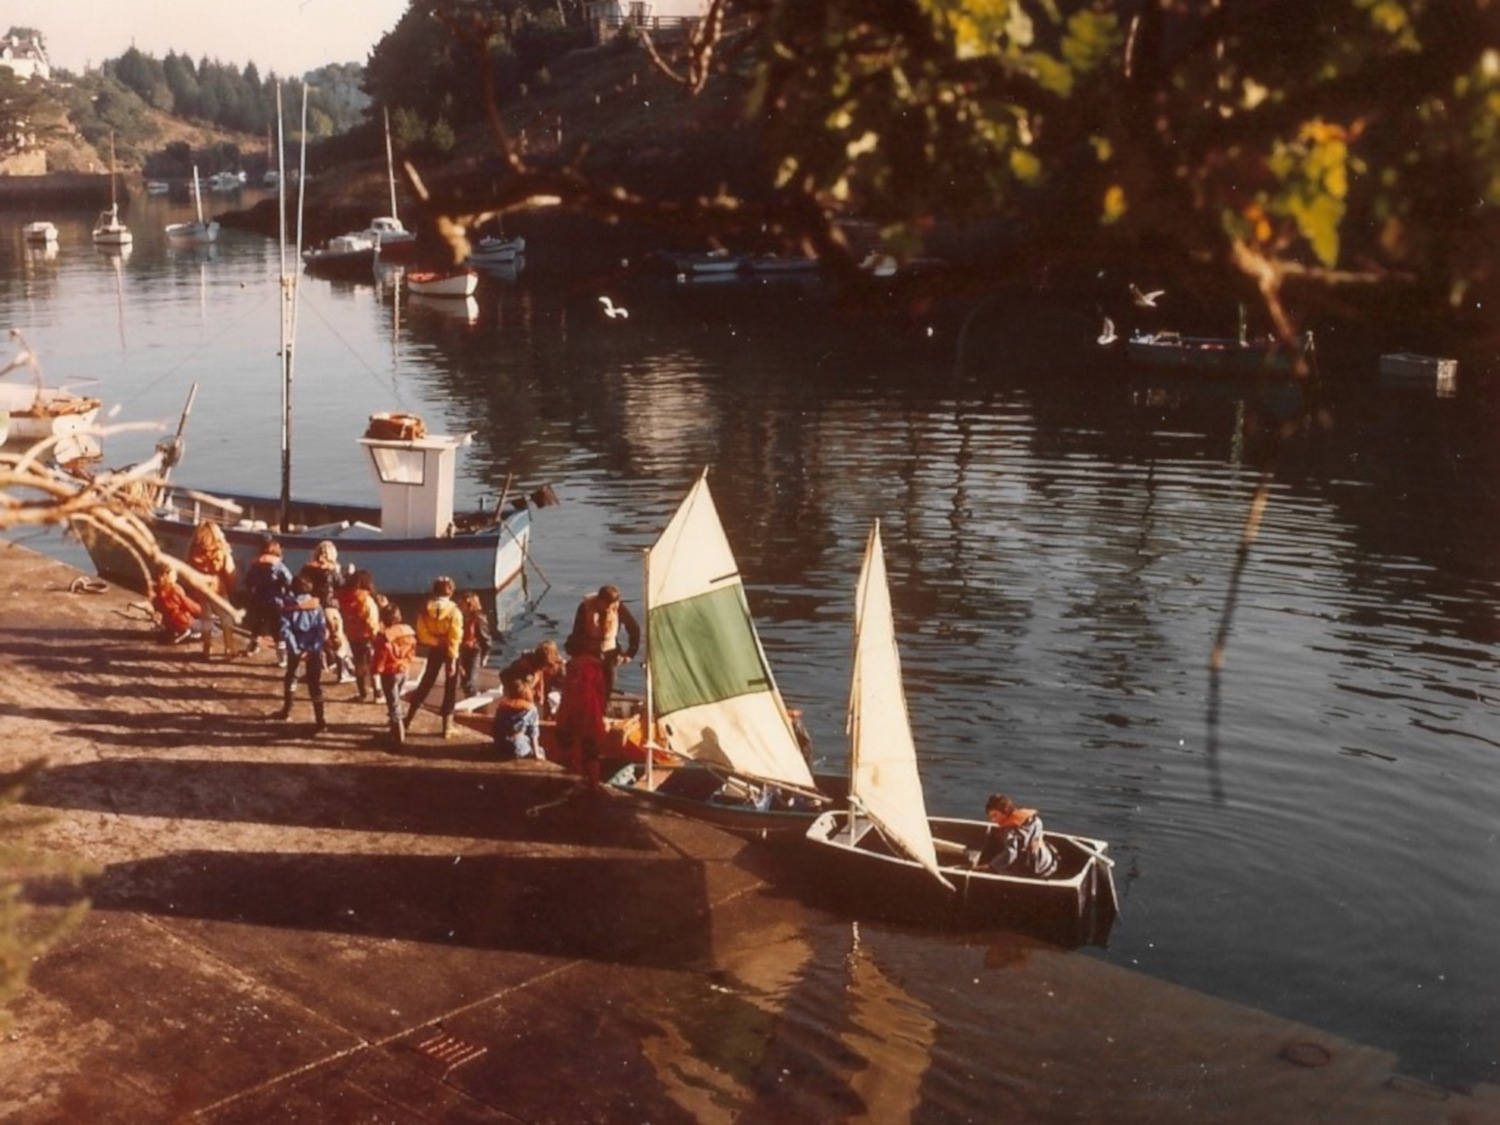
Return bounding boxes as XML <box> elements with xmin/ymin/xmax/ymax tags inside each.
<box><xmin>4</xmin><ymin>193</ymin><xmax>1498</xmax><ymax>1096</ymax></box>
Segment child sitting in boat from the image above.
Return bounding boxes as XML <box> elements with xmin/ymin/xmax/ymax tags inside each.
<box><xmin>975</xmin><ymin>793</ymin><xmax>1059</xmax><ymax>878</ymax></box>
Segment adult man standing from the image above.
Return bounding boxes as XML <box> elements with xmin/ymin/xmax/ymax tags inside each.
<box><xmin>567</xmin><ymin>584</ymin><xmax>641</xmax><ymax>698</ymax></box>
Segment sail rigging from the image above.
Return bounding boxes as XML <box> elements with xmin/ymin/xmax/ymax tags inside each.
<box><xmin>645</xmin><ymin>472</ymin><xmax>816</xmax><ymax>791</ymax></box>
<box><xmin>848</xmin><ymin>522</ymin><xmax>948</xmax><ymax>885</ymax></box>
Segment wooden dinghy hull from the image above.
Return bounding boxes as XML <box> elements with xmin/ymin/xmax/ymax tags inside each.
<box><xmin>609</xmin><ymin>762</ymin><xmax>849</xmax><ymax>841</ymax></box>
<box><xmin>804</xmin><ymin>813</ymin><xmax>1118</xmax><ymax>946</ymax></box>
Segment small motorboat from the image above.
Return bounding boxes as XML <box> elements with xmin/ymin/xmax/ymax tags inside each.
<box><xmin>23</xmin><ymin>221</ymin><xmax>58</xmax><ymax>244</ymax></box>
<box><xmin>407</xmin><ymin>266</ymin><xmax>479</xmax><ymax>298</ymax></box>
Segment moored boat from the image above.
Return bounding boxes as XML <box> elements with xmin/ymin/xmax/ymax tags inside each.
<box><xmin>23</xmin><ymin>220</ymin><xmax>58</xmax><ymax>244</ymax></box>
<box><xmin>73</xmin><ymin>413</ymin><xmax>539</xmax><ymax>597</ymax></box>
<box><xmin>608</xmin><ymin>471</ymin><xmax>844</xmax><ymax>839</ymax></box>
<box><xmin>92</xmin><ymin>133</ymin><xmax>132</xmax><ymax>247</ymax></box>
<box><xmin>407</xmin><ymin>266</ymin><xmax>479</xmax><ymax>298</ymax></box>
<box><xmin>0</xmin><ymin>333</ymin><xmax>103</xmax><ymax>444</ymax></box>
<box><xmin>302</xmin><ymin>232</ymin><xmax>379</xmax><ymax>279</ymax></box>
<box><xmin>1125</xmin><ymin>330</ymin><xmax>1311</xmax><ymax>377</ymax></box>
<box><xmin>1378</xmin><ymin>352</ymin><xmax>1457</xmax><ymax>395</ymax></box>
<box><xmin>465</xmin><ymin>234</ymin><xmax>526</xmax><ymax>265</ymax></box>
<box><xmin>803</xmin><ymin>523</ymin><xmax>1118</xmax><ymax>945</ymax></box>
<box><xmin>75</xmin><ymin>91</ymin><xmax>548</xmax><ymax>597</ymax></box>
<box><xmin>164</xmin><ymin>167</ymin><xmax>220</xmax><ymax>244</ymax></box>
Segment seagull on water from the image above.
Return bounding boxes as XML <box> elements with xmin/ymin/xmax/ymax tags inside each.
<box><xmin>1130</xmin><ymin>284</ymin><xmax>1165</xmax><ymax>308</ymax></box>
<box><xmin>599</xmin><ymin>295</ymin><xmax>629</xmax><ymax>319</ymax></box>
<box><xmin>1097</xmin><ymin>317</ymin><xmax>1117</xmax><ymax>345</ymax></box>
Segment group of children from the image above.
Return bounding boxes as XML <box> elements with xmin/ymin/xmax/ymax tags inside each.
<box><xmin>149</xmin><ymin>524</ymin><xmax>494</xmax><ymax>743</ymax></box>
<box><xmin>148</xmin><ymin>524</ymin><xmax>618</xmax><ymax>779</ymax></box>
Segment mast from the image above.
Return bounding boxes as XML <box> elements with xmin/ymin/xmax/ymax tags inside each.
<box><xmin>276</xmin><ymin>84</ymin><xmax>294</xmax><ymax>530</ymax></box>
<box><xmin>643</xmin><ymin>542</ymin><xmax>654</xmax><ymax>791</ymax></box>
<box><xmin>384</xmin><ymin>106</ymin><xmax>398</xmax><ymax>220</ymax></box>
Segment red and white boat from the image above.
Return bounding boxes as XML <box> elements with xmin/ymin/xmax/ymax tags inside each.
<box><xmin>406</xmin><ymin>267</ymin><xmax>479</xmax><ymax>298</ymax></box>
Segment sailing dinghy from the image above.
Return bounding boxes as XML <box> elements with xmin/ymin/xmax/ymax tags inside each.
<box><xmin>608</xmin><ymin>472</ymin><xmax>845</xmax><ymax>838</ymax></box>
<box><xmin>804</xmin><ymin>523</ymin><xmax>1119</xmax><ymax>944</ymax></box>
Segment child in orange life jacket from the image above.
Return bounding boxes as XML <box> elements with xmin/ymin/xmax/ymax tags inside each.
<box><xmin>492</xmin><ymin>676</ymin><xmax>542</xmax><ymax>761</ymax></box>
<box><xmin>371</xmin><ymin>602</ymin><xmax>417</xmax><ymax>746</ymax></box>
<box><xmin>337</xmin><ymin>569</ymin><xmax>382</xmax><ymax>702</ymax></box>
<box><xmin>976</xmin><ymin>792</ymin><xmax>1059</xmax><ymax>878</ymax></box>
<box><xmin>150</xmin><ymin>565</ymin><xmax>202</xmax><ymax>644</ymax></box>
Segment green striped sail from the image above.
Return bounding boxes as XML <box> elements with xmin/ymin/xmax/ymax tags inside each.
<box><xmin>646</xmin><ymin>474</ymin><xmax>815</xmax><ymax>789</ymax></box>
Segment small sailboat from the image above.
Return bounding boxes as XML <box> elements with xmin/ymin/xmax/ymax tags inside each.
<box><xmin>609</xmin><ymin>472</ymin><xmax>846</xmax><ymax>837</ymax></box>
<box><xmin>165</xmin><ymin>167</ymin><xmax>220</xmax><ymax>244</ymax></box>
<box><xmin>804</xmin><ymin>523</ymin><xmax>1119</xmax><ymax>944</ymax></box>
<box><xmin>92</xmin><ymin>133</ymin><xmax>132</xmax><ymax>247</ymax></box>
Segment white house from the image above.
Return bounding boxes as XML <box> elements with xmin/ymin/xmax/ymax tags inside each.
<box><xmin>583</xmin><ymin>0</ymin><xmax>708</xmax><ymax>39</ymax></box>
<box><xmin>0</xmin><ymin>34</ymin><xmax>50</xmax><ymax>81</ymax></box>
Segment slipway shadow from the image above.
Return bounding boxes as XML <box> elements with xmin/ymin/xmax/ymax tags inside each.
<box><xmin>0</xmin><ymin>703</ymin><xmax>303</xmax><ymax>749</ymax></box>
<box><xmin>87</xmin><ymin>847</ymin><xmax>715</xmax><ymax>967</ymax></box>
<box><xmin>23</xmin><ymin>757</ymin><xmax>660</xmax><ymax>848</ymax></box>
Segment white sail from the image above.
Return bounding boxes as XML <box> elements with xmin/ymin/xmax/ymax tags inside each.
<box><xmin>849</xmin><ymin>522</ymin><xmax>946</xmax><ymax>883</ymax></box>
<box><xmin>646</xmin><ymin>472</ymin><xmax>816</xmax><ymax>790</ymax></box>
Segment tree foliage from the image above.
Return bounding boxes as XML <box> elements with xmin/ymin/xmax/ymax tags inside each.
<box><xmin>104</xmin><ymin>48</ymin><xmax>363</xmax><ymax>139</ymax></box>
<box><xmin>392</xmin><ymin>0</ymin><xmax>1498</xmax><ymax>345</ymax></box>
<box><xmin>0</xmin><ymin>68</ymin><xmax>69</xmax><ymax>157</ymax></box>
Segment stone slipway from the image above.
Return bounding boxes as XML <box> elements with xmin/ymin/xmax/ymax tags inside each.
<box><xmin>0</xmin><ymin>538</ymin><xmax>1496</xmax><ymax>1124</ymax></box>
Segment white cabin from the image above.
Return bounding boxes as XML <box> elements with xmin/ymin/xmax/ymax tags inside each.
<box><xmin>358</xmin><ymin>416</ymin><xmax>469</xmax><ymax>538</ymax></box>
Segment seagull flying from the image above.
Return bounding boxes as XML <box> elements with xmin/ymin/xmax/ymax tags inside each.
<box><xmin>599</xmin><ymin>296</ymin><xmax>629</xmax><ymax>319</ymax></box>
<box><xmin>1130</xmin><ymin>284</ymin><xmax>1165</xmax><ymax>308</ymax></box>
<box><xmin>1097</xmin><ymin>317</ymin><xmax>1117</xmax><ymax>346</ymax></box>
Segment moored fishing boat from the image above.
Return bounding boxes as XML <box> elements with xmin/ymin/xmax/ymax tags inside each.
<box><xmin>73</xmin><ymin>412</ymin><xmax>540</xmax><ymax>597</ymax></box>
<box><xmin>803</xmin><ymin>523</ymin><xmax>1118</xmax><ymax>945</ymax></box>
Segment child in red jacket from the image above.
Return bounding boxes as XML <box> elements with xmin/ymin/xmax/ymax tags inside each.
<box><xmin>150</xmin><ymin>566</ymin><xmax>202</xmax><ymax>645</ymax></box>
<box><xmin>371</xmin><ymin>602</ymin><xmax>418</xmax><ymax>746</ymax></box>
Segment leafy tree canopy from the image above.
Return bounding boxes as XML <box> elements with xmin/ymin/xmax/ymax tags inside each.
<box><xmin>385</xmin><ymin>0</ymin><xmax>1499</xmax><ymax>345</ymax></box>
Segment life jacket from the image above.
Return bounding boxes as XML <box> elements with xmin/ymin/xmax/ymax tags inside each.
<box><xmin>152</xmin><ymin>581</ymin><xmax>201</xmax><ymax>633</ymax></box>
<box><xmin>416</xmin><ymin>597</ymin><xmax>463</xmax><ymax>657</ymax></box>
<box><xmin>371</xmin><ymin>624</ymin><xmax>417</xmax><ymax>675</ymax></box>
<box><xmin>338</xmin><ymin>587</ymin><xmax>379</xmax><ymax>642</ymax></box>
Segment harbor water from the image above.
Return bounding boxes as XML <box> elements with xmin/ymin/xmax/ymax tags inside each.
<box><xmin>3</xmin><ymin>192</ymin><xmax>1498</xmax><ymax>1098</ymax></box>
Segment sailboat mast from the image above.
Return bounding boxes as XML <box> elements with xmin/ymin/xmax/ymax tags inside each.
<box><xmin>384</xmin><ymin>106</ymin><xmax>398</xmax><ymax>220</ymax></box>
<box><xmin>642</xmin><ymin>542</ymin><xmax>654</xmax><ymax>791</ymax></box>
<box><xmin>276</xmin><ymin>84</ymin><xmax>293</xmax><ymax>530</ymax></box>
